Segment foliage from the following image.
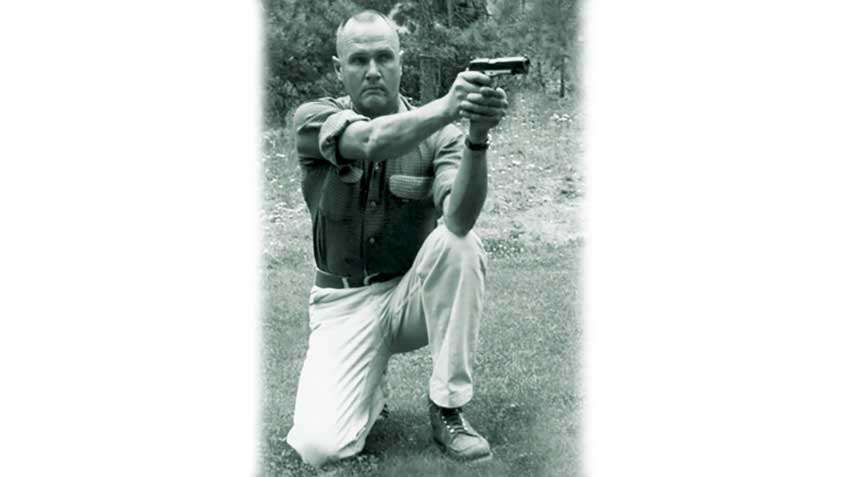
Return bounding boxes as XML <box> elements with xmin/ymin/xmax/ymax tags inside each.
<box><xmin>263</xmin><ymin>0</ymin><xmax>581</xmax><ymax>127</ymax></box>
<box><xmin>263</xmin><ymin>0</ymin><xmax>359</xmax><ymax>125</ymax></box>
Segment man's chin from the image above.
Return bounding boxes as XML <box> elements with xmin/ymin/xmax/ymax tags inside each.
<box><xmin>356</xmin><ymin>95</ymin><xmax>395</xmax><ymax>117</ymax></box>
<box><xmin>360</xmin><ymin>92</ymin><xmax>386</xmax><ymax>104</ymax></box>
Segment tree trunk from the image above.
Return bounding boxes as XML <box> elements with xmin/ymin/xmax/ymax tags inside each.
<box><xmin>420</xmin><ymin>55</ymin><xmax>439</xmax><ymax>102</ymax></box>
<box><xmin>446</xmin><ymin>0</ymin><xmax>454</xmax><ymax>27</ymax></box>
<box><xmin>418</xmin><ymin>0</ymin><xmax>440</xmax><ymax>102</ymax></box>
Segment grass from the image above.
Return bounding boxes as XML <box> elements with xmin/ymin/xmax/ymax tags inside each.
<box><xmin>261</xmin><ymin>88</ymin><xmax>583</xmax><ymax>476</ymax></box>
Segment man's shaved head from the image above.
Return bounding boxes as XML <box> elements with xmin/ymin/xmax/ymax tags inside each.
<box><xmin>335</xmin><ymin>10</ymin><xmax>399</xmax><ymax>59</ymax></box>
<box><xmin>333</xmin><ymin>9</ymin><xmax>403</xmax><ymax>118</ymax></box>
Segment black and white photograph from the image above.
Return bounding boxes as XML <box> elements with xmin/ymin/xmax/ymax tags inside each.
<box><xmin>261</xmin><ymin>1</ymin><xmax>582</xmax><ymax>475</ymax></box>
<box><xmin>2</xmin><ymin>1</ymin><xmax>848</xmax><ymax>476</ymax></box>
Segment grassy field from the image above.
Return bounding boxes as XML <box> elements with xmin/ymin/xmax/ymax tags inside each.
<box><xmin>260</xmin><ymin>89</ymin><xmax>583</xmax><ymax>476</ymax></box>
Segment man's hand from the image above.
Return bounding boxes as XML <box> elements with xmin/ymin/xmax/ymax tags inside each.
<box><xmin>441</xmin><ymin>71</ymin><xmax>492</xmax><ymax>121</ymax></box>
<box><xmin>460</xmin><ymin>86</ymin><xmax>509</xmax><ymax>139</ymax></box>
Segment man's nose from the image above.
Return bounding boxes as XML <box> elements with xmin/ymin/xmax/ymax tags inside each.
<box><xmin>365</xmin><ymin>59</ymin><xmax>381</xmax><ymax>79</ymax></box>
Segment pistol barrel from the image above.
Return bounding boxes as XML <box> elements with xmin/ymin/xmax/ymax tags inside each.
<box><xmin>468</xmin><ymin>56</ymin><xmax>531</xmax><ymax>76</ymax></box>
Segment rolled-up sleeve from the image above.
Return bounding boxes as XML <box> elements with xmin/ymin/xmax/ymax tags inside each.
<box><xmin>318</xmin><ymin>110</ymin><xmax>369</xmax><ymax>167</ymax></box>
<box><xmin>293</xmin><ymin>99</ymin><xmax>368</xmax><ymax>168</ymax></box>
<box><xmin>430</xmin><ymin>123</ymin><xmax>464</xmax><ymax>214</ymax></box>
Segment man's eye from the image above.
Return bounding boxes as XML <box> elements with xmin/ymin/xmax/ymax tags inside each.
<box><xmin>378</xmin><ymin>54</ymin><xmax>393</xmax><ymax>63</ymax></box>
<box><xmin>350</xmin><ymin>57</ymin><xmax>366</xmax><ymax>65</ymax></box>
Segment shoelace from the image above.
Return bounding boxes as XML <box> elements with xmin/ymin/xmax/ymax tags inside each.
<box><xmin>440</xmin><ymin>407</ymin><xmax>471</xmax><ymax>435</ymax></box>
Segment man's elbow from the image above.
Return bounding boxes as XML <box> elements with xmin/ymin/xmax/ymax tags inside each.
<box><xmin>339</xmin><ymin>121</ymin><xmax>384</xmax><ymax>162</ymax></box>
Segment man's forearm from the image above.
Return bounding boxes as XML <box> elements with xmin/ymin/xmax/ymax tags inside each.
<box><xmin>339</xmin><ymin>98</ymin><xmax>453</xmax><ymax>162</ymax></box>
<box><xmin>444</xmin><ymin>144</ymin><xmax>488</xmax><ymax>236</ymax></box>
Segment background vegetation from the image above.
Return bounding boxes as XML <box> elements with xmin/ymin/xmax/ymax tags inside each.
<box><xmin>261</xmin><ymin>1</ymin><xmax>583</xmax><ymax>475</ymax></box>
<box><xmin>263</xmin><ymin>0</ymin><xmax>582</xmax><ymax>126</ymax></box>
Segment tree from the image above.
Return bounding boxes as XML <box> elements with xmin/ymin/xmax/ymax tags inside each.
<box><xmin>262</xmin><ymin>0</ymin><xmax>581</xmax><ymax>126</ymax></box>
<box><xmin>263</xmin><ymin>0</ymin><xmax>359</xmax><ymax>125</ymax></box>
<box><xmin>526</xmin><ymin>0</ymin><xmax>581</xmax><ymax>98</ymax></box>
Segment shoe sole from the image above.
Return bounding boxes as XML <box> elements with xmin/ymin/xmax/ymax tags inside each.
<box><xmin>432</xmin><ymin>438</ymin><xmax>493</xmax><ymax>464</ymax></box>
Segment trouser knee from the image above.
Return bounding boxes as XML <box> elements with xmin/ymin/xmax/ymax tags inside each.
<box><xmin>428</xmin><ymin>225</ymin><xmax>487</xmax><ymax>273</ymax></box>
<box><xmin>287</xmin><ymin>429</ymin><xmax>347</xmax><ymax>468</ymax></box>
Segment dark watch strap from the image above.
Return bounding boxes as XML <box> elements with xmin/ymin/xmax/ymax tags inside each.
<box><xmin>465</xmin><ymin>136</ymin><xmax>490</xmax><ymax>151</ymax></box>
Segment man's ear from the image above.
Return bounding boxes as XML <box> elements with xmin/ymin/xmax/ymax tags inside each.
<box><xmin>332</xmin><ymin>56</ymin><xmax>342</xmax><ymax>82</ymax></box>
<box><xmin>398</xmin><ymin>50</ymin><xmax>404</xmax><ymax>66</ymax></box>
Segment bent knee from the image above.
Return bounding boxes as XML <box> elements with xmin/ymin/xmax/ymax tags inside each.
<box><xmin>433</xmin><ymin>225</ymin><xmax>484</xmax><ymax>256</ymax></box>
<box><xmin>430</xmin><ymin>225</ymin><xmax>487</xmax><ymax>271</ymax></box>
<box><xmin>287</xmin><ymin>428</ymin><xmax>348</xmax><ymax>468</ymax></box>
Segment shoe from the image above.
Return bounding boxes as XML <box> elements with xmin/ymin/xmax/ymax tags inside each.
<box><xmin>429</xmin><ymin>400</ymin><xmax>492</xmax><ymax>462</ymax></box>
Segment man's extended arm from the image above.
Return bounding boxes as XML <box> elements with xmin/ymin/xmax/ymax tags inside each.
<box><xmin>338</xmin><ymin>97</ymin><xmax>452</xmax><ymax>162</ymax></box>
<box><xmin>442</xmin><ymin>128</ymin><xmax>489</xmax><ymax>236</ymax></box>
<box><xmin>332</xmin><ymin>70</ymin><xmax>508</xmax><ymax>236</ymax></box>
<box><xmin>442</xmin><ymin>89</ymin><xmax>508</xmax><ymax>236</ymax></box>
<box><xmin>337</xmin><ymin>71</ymin><xmax>493</xmax><ymax>162</ymax></box>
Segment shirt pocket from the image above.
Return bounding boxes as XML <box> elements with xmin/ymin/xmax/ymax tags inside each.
<box><xmin>385</xmin><ymin>144</ymin><xmax>432</xmax><ymax>178</ymax></box>
<box><xmin>388</xmin><ymin>174</ymin><xmax>434</xmax><ymax>202</ymax></box>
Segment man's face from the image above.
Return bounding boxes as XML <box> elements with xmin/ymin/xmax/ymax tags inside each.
<box><xmin>334</xmin><ymin>20</ymin><xmax>402</xmax><ymax>118</ymax></box>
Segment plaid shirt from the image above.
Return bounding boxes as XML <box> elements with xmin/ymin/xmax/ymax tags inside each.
<box><xmin>293</xmin><ymin>95</ymin><xmax>464</xmax><ymax>279</ymax></box>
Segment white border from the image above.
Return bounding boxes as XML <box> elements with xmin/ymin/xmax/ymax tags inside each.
<box><xmin>1</xmin><ymin>3</ymin><xmax>261</xmax><ymax>475</ymax></box>
<box><xmin>3</xmin><ymin>1</ymin><xmax>848</xmax><ymax>475</ymax></box>
<box><xmin>584</xmin><ymin>1</ymin><xmax>848</xmax><ymax>475</ymax></box>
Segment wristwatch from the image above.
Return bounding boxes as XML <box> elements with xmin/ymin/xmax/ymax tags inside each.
<box><xmin>465</xmin><ymin>136</ymin><xmax>490</xmax><ymax>151</ymax></box>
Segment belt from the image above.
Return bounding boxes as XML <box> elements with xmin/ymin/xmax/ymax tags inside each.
<box><xmin>314</xmin><ymin>268</ymin><xmax>401</xmax><ymax>289</ymax></box>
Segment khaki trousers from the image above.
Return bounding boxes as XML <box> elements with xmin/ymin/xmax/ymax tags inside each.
<box><xmin>285</xmin><ymin>225</ymin><xmax>487</xmax><ymax>467</ymax></box>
